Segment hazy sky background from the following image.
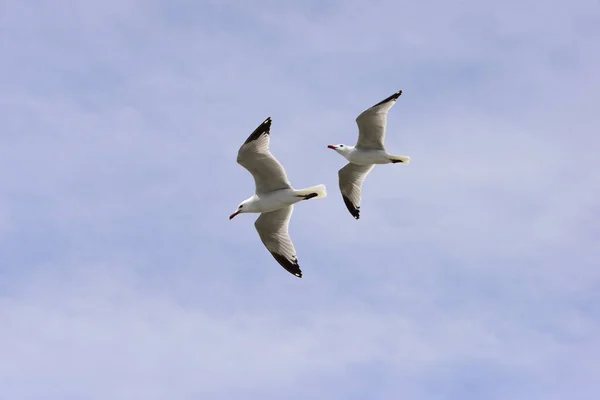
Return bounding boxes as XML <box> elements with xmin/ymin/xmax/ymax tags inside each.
<box><xmin>1</xmin><ymin>0</ymin><xmax>599</xmax><ymax>399</ymax></box>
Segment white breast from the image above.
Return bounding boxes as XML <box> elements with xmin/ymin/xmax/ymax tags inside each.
<box><xmin>348</xmin><ymin>149</ymin><xmax>389</xmax><ymax>165</ymax></box>
<box><xmin>254</xmin><ymin>189</ymin><xmax>298</xmax><ymax>213</ymax></box>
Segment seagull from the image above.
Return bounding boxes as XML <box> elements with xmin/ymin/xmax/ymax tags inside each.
<box><xmin>229</xmin><ymin>117</ymin><xmax>327</xmax><ymax>278</ymax></box>
<box><xmin>327</xmin><ymin>90</ymin><xmax>410</xmax><ymax>219</ymax></box>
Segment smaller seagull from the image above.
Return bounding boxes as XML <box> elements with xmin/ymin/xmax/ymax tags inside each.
<box><xmin>230</xmin><ymin>117</ymin><xmax>327</xmax><ymax>278</ymax></box>
<box><xmin>327</xmin><ymin>90</ymin><xmax>410</xmax><ymax>219</ymax></box>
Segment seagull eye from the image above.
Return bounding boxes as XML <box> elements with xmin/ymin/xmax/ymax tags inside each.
<box><xmin>238</xmin><ymin>205</ymin><xmax>243</xmax><ymax>209</ymax></box>
<box><xmin>340</xmin><ymin>145</ymin><xmax>344</xmax><ymax>147</ymax></box>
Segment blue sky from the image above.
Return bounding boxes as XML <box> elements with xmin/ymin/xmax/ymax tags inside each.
<box><xmin>1</xmin><ymin>0</ymin><xmax>599</xmax><ymax>399</ymax></box>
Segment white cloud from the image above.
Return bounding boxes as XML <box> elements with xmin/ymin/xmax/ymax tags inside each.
<box><xmin>2</xmin><ymin>264</ymin><xmax>596</xmax><ymax>400</ymax></box>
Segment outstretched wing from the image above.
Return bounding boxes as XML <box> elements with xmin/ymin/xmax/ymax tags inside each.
<box><xmin>338</xmin><ymin>163</ymin><xmax>374</xmax><ymax>219</ymax></box>
<box><xmin>355</xmin><ymin>90</ymin><xmax>402</xmax><ymax>150</ymax></box>
<box><xmin>237</xmin><ymin>117</ymin><xmax>292</xmax><ymax>194</ymax></box>
<box><xmin>254</xmin><ymin>206</ymin><xmax>302</xmax><ymax>278</ymax></box>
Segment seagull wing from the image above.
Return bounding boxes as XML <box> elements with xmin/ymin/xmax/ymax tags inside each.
<box><xmin>254</xmin><ymin>206</ymin><xmax>302</xmax><ymax>278</ymax></box>
<box><xmin>237</xmin><ymin>117</ymin><xmax>292</xmax><ymax>194</ymax></box>
<box><xmin>338</xmin><ymin>163</ymin><xmax>374</xmax><ymax>219</ymax></box>
<box><xmin>355</xmin><ymin>90</ymin><xmax>402</xmax><ymax>150</ymax></box>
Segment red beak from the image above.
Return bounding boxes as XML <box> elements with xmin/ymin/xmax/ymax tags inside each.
<box><xmin>229</xmin><ymin>211</ymin><xmax>240</xmax><ymax>220</ymax></box>
<box><xmin>327</xmin><ymin>145</ymin><xmax>336</xmax><ymax>149</ymax></box>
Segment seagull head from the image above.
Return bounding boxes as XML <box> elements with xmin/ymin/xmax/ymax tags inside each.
<box><xmin>327</xmin><ymin>144</ymin><xmax>352</xmax><ymax>155</ymax></box>
<box><xmin>229</xmin><ymin>202</ymin><xmax>245</xmax><ymax>220</ymax></box>
<box><xmin>229</xmin><ymin>198</ymin><xmax>256</xmax><ymax>219</ymax></box>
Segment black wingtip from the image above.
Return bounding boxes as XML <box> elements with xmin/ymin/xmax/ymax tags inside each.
<box><xmin>342</xmin><ymin>195</ymin><xmax>360</xmax><ymax>220</ymax></box>
<box><xmin>243</xmin><ymin>117</ymin><xmax>272</xmax><ymax>145</ymax></box>
<box><xmin>371</xmin><ymin>90</ymin><xmax>403</xmax><ymax>108</ymax></box>
<box><xmin>270</xmin><ymin>251</ymin><xmax>303</xmax><ymax>278</ymax></box>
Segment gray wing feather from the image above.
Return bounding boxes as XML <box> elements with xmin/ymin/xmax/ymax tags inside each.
<box><xmin>338</xmin><ymin>163</ymin><xmax>374</xmax><ymax>219</ymax></box>
<box><xmin>254</xmin><ymin>206</ymin><xmax>302</xmax><ymax>278</ymax></box>
<box><xmin>355</xmin><ymin>90</ymin><xmax>402</xmax><ymax>150</ymax></box>
<box><xmin>237</xmin><ymin>118</ymin><xmax>292</xmax><ymax>194</ymax></box>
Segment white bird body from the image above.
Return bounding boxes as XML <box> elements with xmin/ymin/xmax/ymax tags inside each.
<box><xmin>327</xmin><ymin>90</ymin><xmax>410</xmax><ymax>219</ymax></box>
<box><xmin>330</xmin><ymin>146</ymin><xmax>397</xmax><ymax>165</ymax></box>
<box><xmin>230</xmin><ymin>117</ymin><xmax>327</xmax><ymax>278</ymax></box>
<box><xmin>239</xmin><ymin>187</ymin><xmax>325</xmax><ymax>214</ymax></box>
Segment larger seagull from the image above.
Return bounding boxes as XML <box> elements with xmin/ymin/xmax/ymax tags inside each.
<box><xmin>229</xmin><ymin>117</ymin><xmax>327</xmax><ymax>278</ymax></box>
<box><xmin>327</xmin><ymin>90</ymin><xmax>410</xmax><ymax>219</ymax></box>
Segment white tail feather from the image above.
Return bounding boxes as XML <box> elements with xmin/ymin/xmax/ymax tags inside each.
<box><xmin>389</xmin><ymin>155</ymin><xmax>411</xmax><ymax>164</ymax></box>
<box><xmin>294</xmin><ymin>184</ymin><xmax>327</xmax><ymax>199</ymax></box>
